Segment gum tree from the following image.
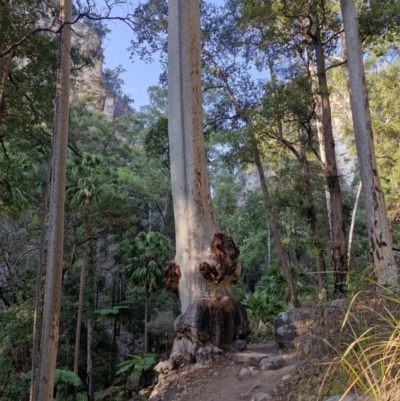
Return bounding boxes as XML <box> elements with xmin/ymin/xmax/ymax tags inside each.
<box><xmin>164</xmin><ymin>0</ymin><xmax>249</xmax><ymax>358</ymax></box>
<box><xmin>35</xmin><ymin>0</ymin><xmax>72</xmax><ymax>400</ymax></box>
<box><xmin>340</xmin><ymin>0</ymin><xmax>398</xmax><ymax>286</ymax></box>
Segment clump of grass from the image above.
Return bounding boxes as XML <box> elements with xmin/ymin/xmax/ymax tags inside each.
<box><xmin>321</xmin><ymin>286</ymin><xmax>400</xmax><ymax>401</ymax></box>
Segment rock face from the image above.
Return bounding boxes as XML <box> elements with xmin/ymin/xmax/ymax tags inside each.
<box><xmin>71</xmin><ymin>22</ymin><xmax>105</xmax><ymax>112</ymax></box>
<box><xmin>71</xmin><ymin>22</ymin><xmax>131</xmax><ymax>120</ymax></box>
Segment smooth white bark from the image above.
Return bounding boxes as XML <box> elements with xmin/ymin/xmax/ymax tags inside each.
<box><xmin>35</xmin><ymin>1</ymin><xmax>71</xmax><ymax>399</ymax></box>
<box><xmin>340</xmin><ymin>0</ymin><xmax>397</xmax><ymax>286</ymax></box>
<box><xmin>168</xmin><ymin>0</ymin><xmax>222</xmax><ymax>313</ymax></box>
<box><xmin>347</xmin><ymin>181</ymin><xmax>362</xmax><ymax>270</ymax></box>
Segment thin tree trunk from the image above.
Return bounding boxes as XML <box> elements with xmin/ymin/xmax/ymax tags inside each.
<box><xmin>74</xmin><ymin>221</ymin><xmax>88</xmax><ymax>376</ymax></box>
<box><xmin>253</xmin><ymin>144</ymin><xmax>299</xmax><ymax>305</ymax></box>
<box><xmin>299</xmin><ymin>142</ymin><xmax>326</xmax><ymax>291</ymax></box>
<box><xmin>347</xmin><ymin>181</ymin><xmax>362</xmax><ymax>275</ymax></box>
<box><xmin>86</xmin><ymin>320</ymin><xmax>93</xmax><ymax>401</ymax></box>
<box><xmin>203</xmin><ymin>47</ymin><xmax>297</xmax><ymax>304</ymax></box>
<box><xmin>148</xmin><ymin>203</ymin><xmax>152</xmax><ymax>232</ymax></box>
<box><xmin>35</xmin><ymin>1</ymin><xmax>71</xmax><ymax>399</ymax></box>
<box><xmin>29</xmin><ymin>153</ymin><xmax>52</xmax><ymax>401</ymax></box>
<box><xmin>0</xmin><ymin>51</ymin><xmax>13</xmax><ymax>120</ymax></box>
<box><xmin>340</xmin><ymin>0</ymin><xmax>398</xmax><ymax>286</ymax></box>
<box><xmin>144</xmin><ymin>287</ymin><xmax>148</xmax><ymax>354</ymax></box>
<box><xmin>269</xmin><ymin>50</ymin><xmax>322</xmax><ymax>293</ymax></box>
<box><xmin>313</xmin><ymin>28</ymin><xmax>347</xmax><ymax>296</ymax></box>
<box><xmin>304</xmin><ymin>46</ymin><xmax>332</xmax><ymax>238</ymax></box>
<box><xmin>267</xmin><ymin>222</ymin><xmax>270</xmax><ymax>269</ymax></box>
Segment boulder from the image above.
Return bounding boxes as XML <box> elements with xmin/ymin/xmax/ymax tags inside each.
<box><xmin>274</xmin><ymin>312</ymin><xmax>297</xmax><ymax>348</ymax></box>
<box><xmin>274</xmin><ymin>302</ymin><xmax>348</xmax><ymax>348</ymax></box>
<box><xmin>233</xmin><ymin>339</ymin><xmax>247</xmax><ymax>350</ymax></box>
<box><xmin>239</xmin><ymin>368</ymin><xmax>251</xmax><ymax>378</ymax></box>
<box><xmin>248</xmin><ymin>366</ymin><xmax>259</xmax><ymax>377</ymax></box>
<box><xmin>259</xmin><ymin>356</ymin><xmax>285</xmax><ymax>370</ymax></box>
<box><xmin>233</xmin><ymin>352</ymin><xmax>270</xmax><ymax>366</ymax></box>
<box><xmin>251</xmin><ymin>391</ymin><xmax>273</xmax><ymax>401</ymax></box>
<box><xmin>286</xmin><ymin>308</ymin><xmax>317</xmax><ymax>336</ymax></box>
<box><xmin>293</xmin><ymin>333</ymin><xmax>314</xmax><ymax>355</ymax></box>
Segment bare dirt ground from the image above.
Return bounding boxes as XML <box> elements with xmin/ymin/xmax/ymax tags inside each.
<box><xmin>158</xmin><ymin>343</ymin><xmax>300</xmax><ymax>401</ymax></box>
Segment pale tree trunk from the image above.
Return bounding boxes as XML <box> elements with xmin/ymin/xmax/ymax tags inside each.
<box><xmin>313</xmin><ymin>28</ymin><xmax>347</xmax><ymax>295</ymax></box>
<box><xmin>347</xmin><ymin>181</ymin><xmax>362</xmax><ymax>273</ymax></box>
<box><xmin>305</xmin><ymin>46</ymin><xmax>332</xmax><ymax>238</ymax></box>
<box><xmin>166</xmin><ymin>0</ymin><xmax>249</xmax><ymax>356</ymax></box>
<box><xmin>340</xmin><ymin>0</ymin><xmax>398</xmax><ymax>286</ymax></box>
<box><xmin>35</xmin><ymin>1</ymin><xmax>71</xmax><ymax>399</ymax></box>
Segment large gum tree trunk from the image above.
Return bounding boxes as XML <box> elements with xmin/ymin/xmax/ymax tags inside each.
<box><xmin>166</xmin><ymin>0</ymin><xmax>249</xmax><ymax>357</ymax></box>
<box><xmin>340</xmin><ymin>0</ymin><xmax>398</xmax><ymax>286</ymax></box>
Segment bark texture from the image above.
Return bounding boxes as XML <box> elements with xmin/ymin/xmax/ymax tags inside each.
<box><xmin>174</xmin><ymin>295</ymin><xmax>250</xmax><ymax>352</ymax></box>
<box><xmin>313</xmin><ymin>28</ymin><xmax>347</xmax><ymax>295</ymax></box>
<box><xmin>347</xmin><ymin>181</ymin><xmax>362</xmax><ymax>271</ymax></box>
<box><xmin>168</xmin><ymin>0</ymin><xmax>219</xmax><ymax>313</ymax></box>
<box><xmin>340</xmin><ymin>0</ymin><xmax>398</xmax><ymax>286</ymax></box>
<box><xmin>35</xmin><ymin>1</ymin><xmax>71</xmax><ymax>399</ymax></box>
<box><xmin>167</xmin><ymin>0</ymin><xmax>249</xmax><ymax>356</ymax></box>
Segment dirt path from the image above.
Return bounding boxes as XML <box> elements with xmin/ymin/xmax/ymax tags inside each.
<box><xmin>158</xmin><ymin>343</ymin><xmax>300</xmax><ymax>401</ymax></box>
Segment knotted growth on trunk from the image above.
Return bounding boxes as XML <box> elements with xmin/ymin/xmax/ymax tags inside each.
<box><xmin>199</xmin><ymin>232</ymin><xmax>241</xmax><ymax>284</ymax></box>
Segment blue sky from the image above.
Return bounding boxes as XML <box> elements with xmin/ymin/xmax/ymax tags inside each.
<box><xmin>102</xmin><ymin>0</ymin><xmax>224</xmax><ymax>109</ymax></box>
<box><xmin>102</xmin><ymin>21</ymin><xmax>160</xmax><ymax>109</ymax></box>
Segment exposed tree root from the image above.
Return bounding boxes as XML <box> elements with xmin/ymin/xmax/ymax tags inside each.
<box><xmin>174</xmin><ymin>294</ymin><xmax>250</xmax><ymax>352</ymax></box>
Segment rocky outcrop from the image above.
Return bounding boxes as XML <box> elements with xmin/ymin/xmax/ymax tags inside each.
<box><xmin>71</xmin><ymin>22</ymin><xmax>131</xmax><ymax>120</ymax></box>
<box><xmin>274</xmin><ymin>299</ymin><xmax>349</xmax><ymax>351</ymax></box>
<box><xmin>71</xmin><ymin>22</ymin><xmax>105</xmax><ymax>112</ymax></box>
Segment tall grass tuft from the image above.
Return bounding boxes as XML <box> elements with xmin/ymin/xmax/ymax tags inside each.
<box><xmin>322</xmin><ymin>286</ymin><xmax>400</xmax><ymax>401</ymax></box>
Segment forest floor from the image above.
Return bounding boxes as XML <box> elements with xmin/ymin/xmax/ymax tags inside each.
<box><xmin>152</xmin><ymin>343</ymin><xmax>301</xmax><ymax>401</ymax></box>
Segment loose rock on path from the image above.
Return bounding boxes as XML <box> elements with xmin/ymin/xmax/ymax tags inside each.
<box><xmin>150</xmin><ymin>343</ymin><xmax>299</xmax><ymax>401</ymax></box>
